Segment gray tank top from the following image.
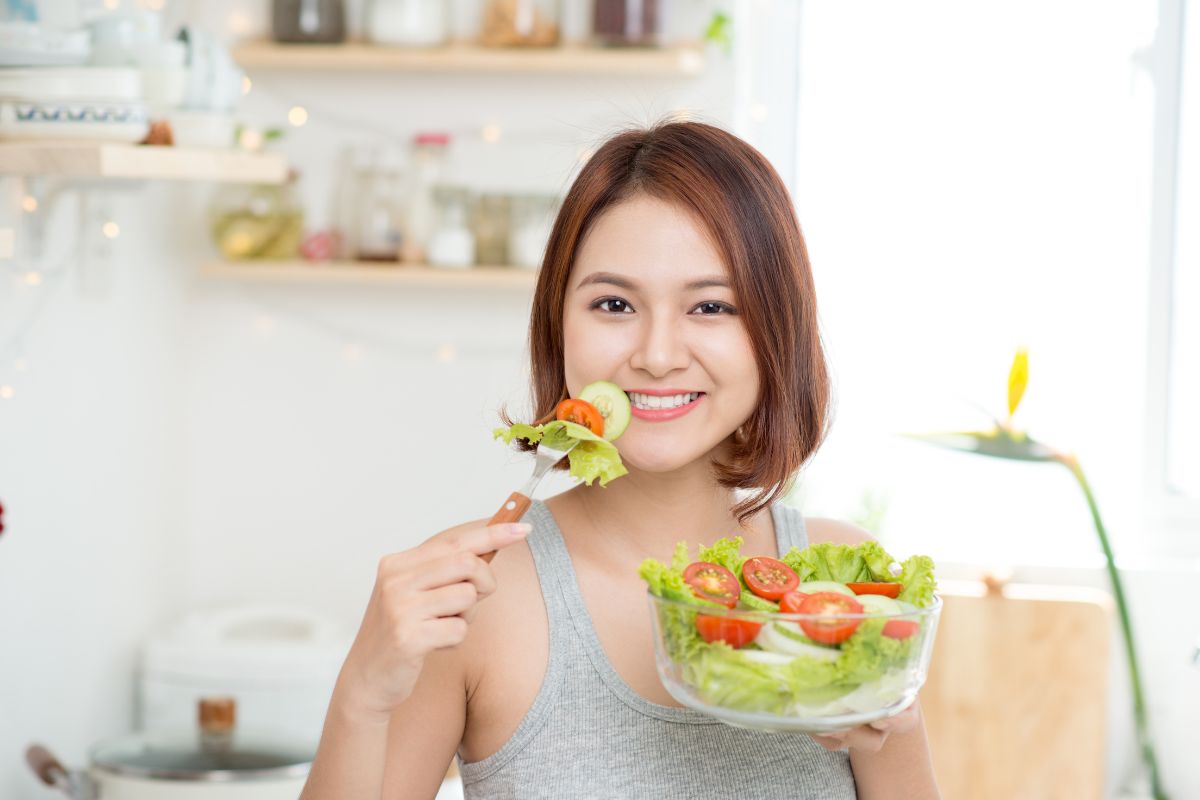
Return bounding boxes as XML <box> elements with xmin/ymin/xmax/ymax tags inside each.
<box><xmin>457</xmin><ymin>500</ymin><xmax>858</xmax><ymax>799</ymax></box>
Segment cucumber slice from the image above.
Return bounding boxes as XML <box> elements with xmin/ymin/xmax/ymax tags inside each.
<box><xmin>755</xmin><ymin>623</ymin><xmax>842</xmax><ymax>661</ymax></box>
<box><xmin>856</xmin><ymin>594</ymin><xmax>903</xmax><ymax>616</ymax></box>
<box><xmin>796</xmin><ymin>581</ymin><xmax>856</xmax><ymax>597</ymax></box>
<box><xmin>578</xmin><ymin>380</ymin><xmax>631</xmax><ymax>441</ymax></box>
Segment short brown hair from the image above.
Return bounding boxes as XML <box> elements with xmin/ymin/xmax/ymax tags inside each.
<box><xmin>516</xmin><ymin>120</ymin><xmax>831</xmax><ymax>524</ymax></box>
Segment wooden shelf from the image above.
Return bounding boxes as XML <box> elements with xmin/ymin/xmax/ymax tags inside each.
<box><xmin>0</xmin><ymin>141</ymin><xmax>288</xmax><ymax>184</ymax></box>
<box><xmin>203</xmin><ymin>260</ymin><xmax>537</xmax><ymax>288</ymax></box>
<box><xmin>232</xmin><ymin>41</ymin><xmax>705</xmax><ymax>77</ymax></box>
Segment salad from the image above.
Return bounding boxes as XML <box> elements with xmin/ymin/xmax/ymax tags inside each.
<box><xmin>494</xmin><ymin>381</ymin><xmax>631</xmax><ymax>486</ymax></box>
<box><xmin>640</xmin><ymin>536</ymin><xmax>938</xmax><ymax>723</ymax></box>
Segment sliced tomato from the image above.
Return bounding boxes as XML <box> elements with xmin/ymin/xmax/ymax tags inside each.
<box><xmin>555</xmin><ymin>398</ymin><xmax>604</xmax><ymax>437</ymax></box>
<box><xmin>797</xmin><ymin>591</ymin><xmax>864</xmax><ymax>645</ymax></box>
<box><xmin>695</xmin><ymin>614</ymin><xmax>763</xmax><ymax>648</ymax></box>
<box><xmin>882</xmin><ymin>620</ymin><xmax>920</xmax><ymax>640</ymax></box>
<box><xmin>742</xmin><ymin>556</ymin><xmax>800</xmax><ymax>601</ymax></box>
<box><xmin>847</xmin><ymin>582</ymin><xmax>903</xmax><ymax>598</ymax></box>
<box><xmin>779</xmin><ymin>591</ymin><xmax>810</xmax><ymax>614</ymax></box>
<box><xmin>682</xmin><ymin>562</ymin><xmax>740</xmax><ymax>608</ymax></box>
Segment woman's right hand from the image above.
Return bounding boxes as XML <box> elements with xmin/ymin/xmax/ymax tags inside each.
<box><xmin>332</xmin><ymin>521</ymin><xmax>532</xmax><ymax>724</ymax></box>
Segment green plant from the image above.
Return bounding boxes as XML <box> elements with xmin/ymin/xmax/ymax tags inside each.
<box><xmin>907</xmin><ymin>348</ymin><xmax>1166</xmax><ymax>799</ymax></box>
<box><xmin>704</xmin><ymin>10</ymin><xmax>732</xmax><ymax>54</ymax></box>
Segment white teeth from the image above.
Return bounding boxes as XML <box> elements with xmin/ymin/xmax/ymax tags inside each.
<box><xmin>630</xmin><ymin>392</ymin><xmax>701</xmax><ymax>410</ymax></box>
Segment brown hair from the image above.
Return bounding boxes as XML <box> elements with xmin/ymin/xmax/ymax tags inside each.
<box><xmin>514</xmin><ymin>120</ymin><xmax>831</xmax><ymax>524</ymax></box>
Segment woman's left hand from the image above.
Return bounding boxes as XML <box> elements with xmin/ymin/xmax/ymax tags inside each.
<box><xmin>809</xmin><ymin>700</ymin><xmax>920</xmax><ymax>753</ymax></box>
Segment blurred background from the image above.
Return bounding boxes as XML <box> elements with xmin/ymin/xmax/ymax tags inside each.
<box><xmin>0</xmin><ymin>0</ymin><xmax>1197</xmax><ymax>798</ymax></box>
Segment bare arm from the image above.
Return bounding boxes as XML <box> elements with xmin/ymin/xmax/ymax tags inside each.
<box><xmin>300</xmin><ymin>520</ymin><xmax>529</xmax><ymax>800</ymax></box>
<box><xmin>849</xmin><ymin>702</ymin><xmax>940</xmax><ymax>800</ymax></box>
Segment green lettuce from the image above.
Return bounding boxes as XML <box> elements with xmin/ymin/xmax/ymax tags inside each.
<box><xmin>640</xmin><ymin>536</ymin><xmax>937</xmax><ymax>716</ymax></box>
<box><xmin>494</xmin><ymin>419</ymin><xmax>628</xmax><ymax>486</ymax></box>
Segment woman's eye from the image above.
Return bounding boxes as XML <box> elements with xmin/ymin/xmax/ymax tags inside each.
<box><xmin>593</xmin><ymin>297</ymin><xmax>634</xmax><ymax>314</ymax></box>
<box><xmin>692</xmin><ymin>301</ymin><xmax>736</xmax><ymax>315</ymax></box>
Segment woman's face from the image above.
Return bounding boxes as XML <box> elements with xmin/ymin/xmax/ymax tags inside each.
<box><xmin>563</xmin><ymin>193</ymin><xmax>760</xmax><ymax>474</ymax></box>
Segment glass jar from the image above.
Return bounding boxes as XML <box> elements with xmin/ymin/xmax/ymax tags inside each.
<box><xmin>479</xmin><ymin>0</ymin><xmax>561</xmax><ymax>47</ymax></box>
<box><xmin>508</xmin><ymin>194</ymin><xmax>558</xmax><ymax>270</ymax></box>
<box><xmin>428</xmin><ymin>187</ymin><xmax>475</xmax><ymax>269</ymax></box>
<box><xmin>473</xmin><ymin>194</ymin><xmax>511</xmax><ymax>265</ymax></box>
<box><xmin>593</xmin><ymin>0</ymin><xmax>666</xmax><ymax>47</ymax></box>
<box><xmin>351</xmin><ymin>147</ymin><xmax>405</xmax><ymax>262</ymax></box>
<box><xmin>366</xmin><ymin>0</ymin><xmax>449</xmax><ymax>47</ymax></box>
<box><xmin>400</xmin><ymin>132</ymin><xmax>451</xmax><ymax>263</ymax></box>
<box><xmin>272</xmin><ymin>0</ymin><xmax>346</xmax><ymax>44</ymax></box>
<box><xmin>210</xmin><ymin>175</ymin><xmax>305</xmax><ymax>260</ymax></box>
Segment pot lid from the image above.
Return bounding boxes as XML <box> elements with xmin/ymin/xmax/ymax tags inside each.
<box><xmin>90</xmin><ymin>731</ymin><xmax>312</xmax><ymax>782</ymax></box>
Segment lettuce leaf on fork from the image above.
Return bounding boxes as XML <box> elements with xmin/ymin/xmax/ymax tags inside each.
<box><xmin>494</xmin><ymin>419</ymin><xmax>628</xmax><ymax>487</ymax></box>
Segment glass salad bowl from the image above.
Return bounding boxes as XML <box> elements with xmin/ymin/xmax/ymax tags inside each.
<box><xmin>647</xmin><ymin>591</ymin><xmax>942</xmax><ymax>733</ymax></box>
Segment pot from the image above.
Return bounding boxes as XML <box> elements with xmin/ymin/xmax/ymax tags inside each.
<box><xmin>27</xmin><ymin>698</ymin><xmax>311</xmax><ymax>800</ymax></box>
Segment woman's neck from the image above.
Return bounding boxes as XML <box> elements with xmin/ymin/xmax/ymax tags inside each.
<box><xmin>552</xmin><ymin>456</ymin><xmax>766</xmax><ymax>566</ymax></box>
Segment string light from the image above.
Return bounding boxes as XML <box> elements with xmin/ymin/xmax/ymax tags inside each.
<box><xmin>23</xmin><ymin>272</ymin><xmax>42</xmax><ymax>286</ymax></box>
<box><xmin>227</xmin><ymin>11</ymin><xmax>253</xmax><ymax>37</ymax></box>
<box><xmin>435</xmin><ymin>343</ymin><xmax>457</xmax><ymax>363</ymax></box>
<box><xmin>242</xmin><ymin>76</ymin><xmax>252</xmax><ymax>95</ymax></box>
<box><xmin>288</xmin><ymin>106</ymin><xmax>309</xmax><ymax>127</ymax></box>
<box><xmin>14</xmin><ymin>357</ymin><xmax>28</xmax><ymax>372</ymax></box>
<box><xmin>102</xmin><ymin>0</ymin><xmax>119</xmax><ymax>9</ymax></box>
<box><xmin>102</xmin><ymin>222</ymin><xmax>120</xmax><ymax>239</ymax></box>
<box><xmin>239</xmin><ymin>128</ymin><xmax>264</xmax><ymax>151</ymax></box>
<box><xmin>20</xmin><ymin>195</ymin><xmax>37</xmax><ymax>213</ymax></box>
<box><xmin>0</xmin><ymin>386</ymin><xmax>14</xmax><ymax>400</ymax></box>
<box><xmin>481</xmin><ymin>123</ymin><xmax>503</xmax><ymax>143</ymax></box>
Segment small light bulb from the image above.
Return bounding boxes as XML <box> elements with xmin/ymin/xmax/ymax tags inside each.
<box><xmin>239</xmin><ymin>128</ymin><xmax>264</xmax><ymax>151</ymax></box>
<box><xmin>481</xmin><ymin>123</ymin><xmax>502</xmax><ymax>144</ymax></box>
<box><xmin>435</xmin><ymin>344</ymin><xmax>457</xmax><ymax>363</ymax></box>
<box><xmin>23</xmin><ymin>272</ymin><xmax>42</xmax><ymax>286</ymax></box>
<box><xmin>20</xmin><ymin>195</ymin><xmax>38</xmax><ymax>213</ymax></box>
<box><xmin>103</xmin><ymin>0</ymin><xmax>119</xmax><ymax>9</ymax></box>
<box><xmin>227</xmin><ymin>11</ymin><xmax>253</xmax><ymax>37</ymax></box>
<box><xmin>242</xmin><ymin>76</ymin><xmax>252</xmax><ymax>95</ymax></box>
<box><xmin>14</xmin><ymin>357</ymin><xmax>29</xmax><ymax>372</ymax></box>
<box><xmin>102</xmin><ymin>222</ymin><xmax>120</xmax><ymax>239</ymax></box>
<box><xmin>288</xmin><ymin>106</ymin><xmax>308</xmax><ymax>127</ymax></box>
<box><xmin>0</xmin><ymin>385</ymin><xmax>14</xmax><ymax>400</ymax></box>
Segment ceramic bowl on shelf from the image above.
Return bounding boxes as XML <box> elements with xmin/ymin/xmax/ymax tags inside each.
<box><xmin>0</xmin><ymin>67</ymin><xmax>149</xmax><ymax>142</ymax></box>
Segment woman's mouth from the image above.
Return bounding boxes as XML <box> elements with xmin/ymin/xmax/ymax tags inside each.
<box><xmin>628</xmin><ymin>390</ymin><xmax>705</xmax><ymax>422</ymax></box>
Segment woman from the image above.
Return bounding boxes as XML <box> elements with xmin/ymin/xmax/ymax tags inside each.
<box><xmin>301</xmin><ymin>122</ymin><xmax>940</xmax><ymax>799</ymax></box>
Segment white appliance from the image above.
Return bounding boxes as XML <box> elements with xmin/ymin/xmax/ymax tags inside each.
<box><xmin>139</xmin><ymin>605</ymin><xmax>352</xmax><ymax>748</ymax></box>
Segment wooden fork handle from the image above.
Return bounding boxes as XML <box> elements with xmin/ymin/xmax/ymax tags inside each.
<box><xmin>481</xmin><ymin>492</ymin><xmax>533</xmax><ymax>563</ymax></box>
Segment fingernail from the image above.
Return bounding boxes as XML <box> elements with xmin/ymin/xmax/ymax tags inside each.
<box><xmin>509</xmin><ymin>523</ymin><xmax>532</xmax><ymax>537</ymax></box>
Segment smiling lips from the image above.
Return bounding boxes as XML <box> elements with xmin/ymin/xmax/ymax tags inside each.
<box><xmin>627</xmin><ymin>389</ymin><xmax>705</xmax><ymax>422</ymax></box>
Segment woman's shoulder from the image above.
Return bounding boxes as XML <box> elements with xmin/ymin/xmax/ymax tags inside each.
<box><xmin>801</xmin><ymin>515</ymin><xmax>875</xmax><ymax>547</ymax></box>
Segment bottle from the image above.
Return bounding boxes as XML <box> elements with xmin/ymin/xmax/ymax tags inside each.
<box><xmin>272</xmin><ymin>0</ymin><xmax>346</xmax><ymax>44</ymax></box>
<box><xmin>400</xmin><ymin>132</ymin><xmax>450</xmax><ymax>263</ymax></box>
<box><xmin>366</xmin><ymin>0</ymin><xmax>450</xmax><ymax>47</ymax></box>
<box><xmin>428</xmin><ymin>188</ymin><xmax>475</xmax><ymax>269</ymax></box>
<box><xmin>353</xmin><ymin>148</ymin><xmax>404</xmax><ymax>262</ymax></box>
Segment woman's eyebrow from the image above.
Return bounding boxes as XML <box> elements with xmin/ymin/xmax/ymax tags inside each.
<box><xmin>574</xmin><ymin>272</ymin><xmax>731</xmax><ymax>291</ymax></box>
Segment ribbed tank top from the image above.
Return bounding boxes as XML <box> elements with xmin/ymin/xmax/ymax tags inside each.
<box><xmin>457</xmin><ymin>499</ymin><xmax>858</xmax><ymax>799</ymax></box>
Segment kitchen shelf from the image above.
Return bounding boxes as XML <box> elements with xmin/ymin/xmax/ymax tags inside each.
<box><xmin>232</xmin><ymin>41</ymin><xmax>706</xmax><ymax>77</ymax></box>
<box><xmin>0</xmin><ymin>141</ymin><xmax>289</xmax><ymax>184</ymax></box>
<box><xmin>203</xmin><ymin>260</ymin><xmax>537</xmax><ymax>288</ymax></box>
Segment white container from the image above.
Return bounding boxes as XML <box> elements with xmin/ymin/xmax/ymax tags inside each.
<box><xmin>366</xmin><ymin>0</ymin><xmax>450</xmax><ymax>47</ymax></box>
<box><xmin>140</xmin><ymin>606</ymin><xmax>351</xmax><ymax>748</ymax></box>
<box><xmin>0</xmin><ymin>67</ymin><xmax>148</xmax><ymax>142</ymax></box>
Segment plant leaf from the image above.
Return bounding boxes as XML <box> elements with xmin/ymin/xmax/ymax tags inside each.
<box><xmin>902</xmin><ymin>428</ymin><xmax>1059</xmax><ymax>462</ymax></box>
<box><xmin>1008</xmin><ymin>348</ymin><xmax>1029</xmax><ymax>418</ymax></box>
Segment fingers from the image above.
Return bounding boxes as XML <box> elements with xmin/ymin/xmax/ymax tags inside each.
<box><xmin>421</xmin><ymin>582</ymin><xmax>480</xmax><ymax>618</ymax></box>
<box><xmin>810</xmin><ymin>726</ymin><xmax>889</xmax><ymax>753</ymax></box>
<box><xmin>426</xmin><ymin>522</ymin><xmax>532</xmax><ymax>560</ymax></box>
<box><xmin>410</xmin><ymin>550</ymin><xmax>498</xmax><ymax>597</ymax></box>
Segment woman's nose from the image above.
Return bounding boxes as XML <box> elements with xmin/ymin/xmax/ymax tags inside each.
<box><xmin>628</xmin><ymin>314</ymin><xmax>690</xmax><ymax>378</ymax></box>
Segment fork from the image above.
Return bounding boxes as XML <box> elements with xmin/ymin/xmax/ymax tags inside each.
<box><xmin>481</xmin><ymin>435</ymin><xmax>578</xmax><ymax>563</ymax></box>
